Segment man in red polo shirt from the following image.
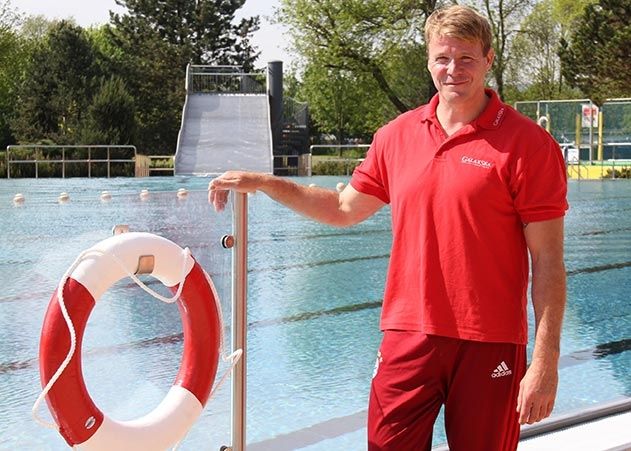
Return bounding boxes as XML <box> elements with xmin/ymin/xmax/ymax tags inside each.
<box><xmin>209</xmin><ymin>5</ymin><xmax>567</xmax><ymax>450</ymax></box>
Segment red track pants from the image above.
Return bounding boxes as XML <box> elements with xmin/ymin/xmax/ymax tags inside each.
<box><xmin>368</xmin><ymin>331</ymin><xmax>526</xmax><ymax>451</ymax></box>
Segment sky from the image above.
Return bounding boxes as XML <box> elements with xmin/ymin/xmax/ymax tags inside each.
<box><xmin>11</xmin><ymin>0</ymin><xmax>293</xmax><ymax>68</ymax></box>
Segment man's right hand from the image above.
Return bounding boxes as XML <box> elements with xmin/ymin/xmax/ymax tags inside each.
<box><xmin>208</xmin><ymin>171</ymin><xmax>266</xmax><ymax>212</ymax></box>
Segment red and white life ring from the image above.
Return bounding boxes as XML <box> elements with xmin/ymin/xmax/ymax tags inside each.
<box><xmin>38</xmin><ymin>232</ymin><xmax>222</xmax><ymax>450</ymax></box>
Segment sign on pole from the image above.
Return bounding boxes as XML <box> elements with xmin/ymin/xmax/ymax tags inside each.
<box><xmin>582</xmin><ymin>104</ymin><xmax>599</xmax><ymax>128</ymax></box>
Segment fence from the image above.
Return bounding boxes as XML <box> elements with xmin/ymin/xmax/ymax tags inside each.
<box><xmin>283</xmin><ymin>97</ymin><xmax>309</xmax><ymax>127</ymax></box>
<box><xmin>515</xmin><ymin>98</ymin><xmax>631</xmax><ymax>163</ymax></box>
<box><xmin>186</xmin><ymin>65</ymin><xmax>266</xmax><ymax>94</ymax></box>
<box><xmin>5</xmin><ymin>145</ymin><xmax>138</xmax><ymax>178</ymax></box>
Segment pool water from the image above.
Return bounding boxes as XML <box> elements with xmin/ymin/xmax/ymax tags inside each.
<box><xmin>0</xmin><ymin>176</ymin><xmax>629</xmax><ymax>450</ymax></box>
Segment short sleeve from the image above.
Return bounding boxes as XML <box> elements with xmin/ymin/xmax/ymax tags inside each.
<box><xmin>350</xmin><ymin>131</ymin><xmax>390</xmax><ymax>204</ymax></box>
<box><xmin>512</xmin><ymin>135</ymin><xmax>569</xmax><ymax>223</ymax></box>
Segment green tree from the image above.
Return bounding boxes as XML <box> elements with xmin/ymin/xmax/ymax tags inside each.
<box><xmin>278</xmin><ymin>0</ymin><xmax>436</xmax><ymax>116</ymax></box>
<box><xmin>110</xmin><ymin>0</ymin><xmax>260</xmax><ymax>69</ymax></box>
<box><xmin>101</xmin><ymin>27</ymin><xmax>186</xmax><ymax>153</ymax></box>
<box><xmin>299</xmin><ymin>64</ymin><xmax>391</xmax><ymax>144</ymax></box>
<box><xmin>81</xmin><ymin>76</ymin><xmax>136</xmax><ymax>144</ymax></box>
<box><xmin>12</xmin><ymin>21</ymin><xmax>101</xmax><ymax>143</ymax></box>
<box><xmin>507</xmin><ymin>0</ymin><xmax>590</xmax><ymax>101</ymax></box>
<box><xmin>19</xmin><ymin>14</ymin><xmax>57</xmax><ymax>40</ymax></box>
<box><xmin>0</xmin><ymin>0</ymin><xmax>24</xmax><ymax>148</ymax></box>
<box><xmin>559</xmin><ymin>0</ymin><xmax>631</xmax><ymax>104</ymax></box>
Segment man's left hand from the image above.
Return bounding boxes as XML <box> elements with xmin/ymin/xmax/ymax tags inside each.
<box><xmin>517</xmin><ymin>360</ymin><xmax>558</xmax><ymax>424</ymax></box>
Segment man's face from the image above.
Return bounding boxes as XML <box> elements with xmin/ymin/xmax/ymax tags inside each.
<box><xmin>427</xmin><ymin>34</ymin><xmax>494</xmax><ymax>104</ymax></box>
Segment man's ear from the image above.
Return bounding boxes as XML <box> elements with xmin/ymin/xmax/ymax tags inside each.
<box><xmin>486</xmin><ymin>48</ymin><xmax>495</xmax><ymax>70</ymax></box>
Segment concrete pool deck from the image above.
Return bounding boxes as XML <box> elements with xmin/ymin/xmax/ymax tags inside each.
<box><xmin>245</xmin><ymin>398</ymin><xmax>631</xmax><ymax>450</ymax></box>
<box><xmin>518</xmin><ymin>410</ymin><xmax>631</xmax><ymax>450</ymax></box>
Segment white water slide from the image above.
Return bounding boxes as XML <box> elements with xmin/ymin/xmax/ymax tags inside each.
<box><xmin>174</xmin><ymin>67</ymin><xmax>273</xmax><ymax>175</ymax></box>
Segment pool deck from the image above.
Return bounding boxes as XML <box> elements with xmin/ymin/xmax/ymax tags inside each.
<box><xmin>518</xmin><ymin>410</ymin><xmax>631</xmax><ymax>450</ymax></box>
<box><xmin>246</xmin><ymin>398</ymin><xmax>631</xmax><ymax>450</ymax></box>
<box><xmin>433</xmin><ymin>397</ymin><xmax>631</xmax><ymax>451</ymax></box>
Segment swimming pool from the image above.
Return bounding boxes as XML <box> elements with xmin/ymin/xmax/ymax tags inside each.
<box><xmin>0</xmin><ymin>176</ymin><xmax>629</xmax><ymax>450</ymax></box>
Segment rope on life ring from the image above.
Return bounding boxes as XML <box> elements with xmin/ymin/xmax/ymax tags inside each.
<box><xmin>33</xmin><ymin>232</ymin><xmax>240</xmax><ymax>450</ymax></box>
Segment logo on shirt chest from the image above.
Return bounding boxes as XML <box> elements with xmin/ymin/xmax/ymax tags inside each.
<box><xmin>460</xmin><ymin>155</ymin><xmax>494</xmax><ymax>170</ymax></box>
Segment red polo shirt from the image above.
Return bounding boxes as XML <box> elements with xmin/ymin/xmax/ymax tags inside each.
<box><xmin>351</xmin><ymin>89</ymin><xmax>568</xmax><ymax>344</ymax></box>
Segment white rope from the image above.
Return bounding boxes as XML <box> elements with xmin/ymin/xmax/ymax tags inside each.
<box><xmin>32</xmin><ymin>245</ymin><xmax>190</xmax><ymax>429</ymax></box>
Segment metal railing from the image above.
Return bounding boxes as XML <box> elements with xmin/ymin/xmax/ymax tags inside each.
<box><xmin>186</xmin><ymin>65</ymin><xmax>266</xmax><ymax>94</ymax></box>
<box><xmin>6</xmin><ymin>145</ymin><xmax>137</xmax><ymax>178</ymax></box>
<box><xmin>563</xmin><ymin>143</ymin><xmax>631</xmax><ymax>179</ymax></box>
<box><xmin>310</xmin><ymin>144</ymin><xmax>371</xmax><ymax>156</ymax></box>
<box><xmin>566</xmin><ymin>160</ymin><xmax>592</xmax><ymax>180</ymax></box>
<box><xmin>230</xmin><ymin>192</ymin><xmax>248</xmax><ymax>451</ymax></box>
<box><xmin>283</xmin><ymin>97</ymin><xmax>309</xmax><ymax>127</ymax></box>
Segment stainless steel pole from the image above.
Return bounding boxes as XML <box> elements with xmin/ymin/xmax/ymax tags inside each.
<box><xmin>232</xmin><ymin>192</ymin><xmax>248</xmax><ymax>451</ymax></box>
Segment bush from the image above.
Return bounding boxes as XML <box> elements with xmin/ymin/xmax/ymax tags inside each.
<box><xmin>603</xmin><ymin>167</ymin><xmax>631</xmax><ymax>179</ymax></box>
<box><xmin>312</xmin><ymin>159</ymin><xmax>361</xmax><ymax>176</ymax></box>
<box><xmin>150</xmin><ymin>157</ymin><xmax>174</xmax><ymax>169</ymax></box>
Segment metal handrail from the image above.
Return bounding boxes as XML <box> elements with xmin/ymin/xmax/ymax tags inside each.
<box><xmin>231</xmin><ymin>192</ymin><xmax>248</xmax><ymax>451</ymax></box>
<box><xmin>187</xmin><ymin>65</ymin><xmax>267</xmax><ymax>95</ymax></box>
<box><xmin>6</xmin><ymin>145</ymin><xmax>137</xmax><ymax>178</ymax></box>
<box><xmin>310</xmin><ymin>144</ymin><xmax>371</xmax><ymax>151</ymax></box>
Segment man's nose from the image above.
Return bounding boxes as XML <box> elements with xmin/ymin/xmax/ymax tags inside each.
<box><xmin>447</xmin><ymin>59</ymin><xmax>459</xmax><ymax>73</ymax></box>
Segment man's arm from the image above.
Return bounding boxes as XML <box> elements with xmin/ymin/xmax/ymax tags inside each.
<box><xmin>208</xmin><ymin>171</ymin><xmax>386</xmax><ymax>227</ymax></box>
<box><xmin>517</xmin><ymin>217</ymin><xmax>566</xmax><ymax>425</ymax></box>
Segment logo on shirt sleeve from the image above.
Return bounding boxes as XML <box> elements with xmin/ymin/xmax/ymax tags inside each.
<box><xmin>461</xmin><ymin>155</ymin><xmax>494</xmax><ymax>169</ymax></box>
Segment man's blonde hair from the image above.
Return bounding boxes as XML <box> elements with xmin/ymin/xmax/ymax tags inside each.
<box><xmin>424</xmin><ymin>5</ymin><xmax>493</xmax><ymax>55</ymax></box>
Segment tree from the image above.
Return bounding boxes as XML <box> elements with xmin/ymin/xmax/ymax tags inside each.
<box><xmin>19</xmin><ymin>14</ymin><xmax>57</xmax><ymax>40</ymax></box>
<box><xmin>506</xmin><ymin>0</ymin><xmax>591</xmax><ymax>101</ymax></box>
<box><xmin>110</xmin><ymin>0</ymin><xmax>260</xmax><ymax>69</ymax></box>
<box><xmin>278</xmin><ymin>0</ymin><xmax>436</xmax><ymax>116</ymax></box>
<box><xmin>100</xmin><ymin>26</ymin><xmax>187</xmax><ymax>153</ymax></box>
<box><xmin>0</xmin><ymin>0</ymin><xmax>24</xmax><ymax>147</ymax></box>
<box><xmin>298</xmin><ymin>64</ymin><xmax>392</xmax><ymax>144</ymax></box>
<box><xmin>559</xmin><ymin>0</ymin><xmax>631</xmax><ymax>104</ymax></box>
<box><xmin>467</xmin><ymin>0</ymin><xmax>535</xmax><ymax>100</ymax></box>
<box><xmin>12</xmin><ymin>21</ymin><xmax>101</xmax><ymax>144</ymax></box>
<box><xmin>82</xmin><ymin>76</ymin><xmax>136</xmax><ymax>144</ymax></box>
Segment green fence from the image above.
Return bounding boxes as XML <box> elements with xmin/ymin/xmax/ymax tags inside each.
<box><xmin>515</xmin><ymin>99</ymin><xmax>631</xmax><ymax>162</ymax></box>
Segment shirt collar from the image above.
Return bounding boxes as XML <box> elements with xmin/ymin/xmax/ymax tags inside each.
<box><xmin>419</xmin><ymin>88</ymin><xmax>507</xmax><ymax>130</ymax></box>
<box><xmin>475</xmin><ymin>89</ymin><xmax>507</xmax><ymax>129</ymax></box>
